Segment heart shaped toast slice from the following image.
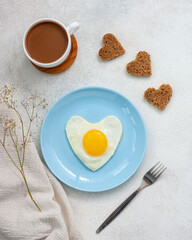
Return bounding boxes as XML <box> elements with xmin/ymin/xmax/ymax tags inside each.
<box><xmin>99</xmin><ymin>33</ymin><xmax>125</xmax><ymax>61</ymax></box>
<box><xmin>144</xmin><ymin>84</ymin><xmax>172</xmax><ymax>110</ymax></box>
<box><xmin>126</xmin><ymin>51</ymin><xmax>152</xmax><ymax>76</ymax></box>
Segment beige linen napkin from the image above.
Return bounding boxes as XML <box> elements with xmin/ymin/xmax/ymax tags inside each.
<box><xmin>0</xmin><ymin>103</ymin><xmax>83</xmax><ymax>240</ymax></box>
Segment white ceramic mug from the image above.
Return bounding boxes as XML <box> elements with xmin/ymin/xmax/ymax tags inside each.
<box><xmin>23</xmin><ymin>18</ymin><xmax>80</xmax><ymax>68</ymax></box>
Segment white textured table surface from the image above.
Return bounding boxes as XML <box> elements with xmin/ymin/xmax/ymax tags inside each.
<box><xmin>1</xmin><ymin>1</ymin><xmax>192</xmax><ymax>239</ymax></box>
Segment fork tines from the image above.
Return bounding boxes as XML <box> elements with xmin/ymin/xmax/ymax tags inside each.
<box><xmin>148</xmin><ymin>162</ymin><xmax>167</xmax><ymax>179</ymax></box>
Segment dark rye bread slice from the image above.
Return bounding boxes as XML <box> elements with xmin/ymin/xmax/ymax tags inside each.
<box><xmin>99</xmin><ymin>33</ymin><xmax>125</xmax><ymax>61</ymax></box>
<box><xmin>144</xmin><ymin>84</ymin><xmax>172</xmax><ymax>110</ymax></box>
<box><xmin>126</xmin><ymin>51</ymin><xmax>152</xmax><ymax>76</ymax></box>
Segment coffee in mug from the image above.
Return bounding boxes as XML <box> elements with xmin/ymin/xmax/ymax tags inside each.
<box><xmin>25</xmin><ymin>21</ymin><xmax>68</xmax><ymax>63</ymax></box>
<box><xmin>23</xmin><ymin>19</ymin><xmax>79</xmax><ymax>68</ymax></box>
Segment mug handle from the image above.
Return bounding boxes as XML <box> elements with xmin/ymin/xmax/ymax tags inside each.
<box><xmin>66</xmin><ymin>22</ymin><xmax>80</xmax><ymax>35</ymax></box>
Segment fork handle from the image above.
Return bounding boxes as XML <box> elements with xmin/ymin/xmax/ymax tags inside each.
<box><xmin>96</xmin><ymin>189</ymin><xmax>139</xmax><ymax>234</ymax></box>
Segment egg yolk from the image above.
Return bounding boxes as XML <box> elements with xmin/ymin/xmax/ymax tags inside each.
<box><xmin>83</xmin><ymin>129</ymin><xmax>108</xmax><ymax>156</ymax></box>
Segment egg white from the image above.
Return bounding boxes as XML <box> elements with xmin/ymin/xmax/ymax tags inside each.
<box><xmin>65</xmin><ymin>115</ymin><xmax>123</xmax><ymax>171</ymax></box>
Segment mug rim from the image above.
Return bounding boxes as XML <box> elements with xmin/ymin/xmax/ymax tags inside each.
<box><xmin>23</xmin><ymin>18</ymin><xmax>71</xmax><ymax>68</ymax></box>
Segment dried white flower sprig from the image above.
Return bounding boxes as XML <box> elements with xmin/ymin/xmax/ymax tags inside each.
<box><xmin>0</xmin><ymin>84</ymin><xmax>47</xmax><ymax>211</ymax></box>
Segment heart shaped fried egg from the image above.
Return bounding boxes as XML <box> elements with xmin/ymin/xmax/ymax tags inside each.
<box><xmin>65</xmin><ymin>116</ymin><xmax>123</xmax><ymax>171</ymax></box>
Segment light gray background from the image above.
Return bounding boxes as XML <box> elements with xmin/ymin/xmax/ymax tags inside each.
<box><xmin>1</xmin><ymin>0</ymin><xmax>192</xmax><ymax>239</ymax></box>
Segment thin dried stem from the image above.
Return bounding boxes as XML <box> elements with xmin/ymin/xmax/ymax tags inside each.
<box><xmin>9</xmin><ymin>128</ymin><xmax>22</xmax><ymax>167</ymax></box>
<box><xmin>21</xmin><ymin>169</ymin><xmax>41</xmax><ymax>212</ymax></box>
<box><xmin>3</xmin><ymin>128</ymin><xmax>6</xmax><ymax>145</ymax></box>
<box><xmin>24</xmin><ymin>104</ymin><xmax>30</xmax><ymax>120</ymax></box>
<box><xmin>0</xmin><ymin>139</ymin><xmax>20</xmax><ymax>172</ymax></box>
<box><xmin>25</xmin><ymin>102</ymin><xmax>34</xmax><ymax>144</ymax></box>
<box><xmin>13</xmin><ymin>128</ymin><xmax>18</xmax><ymax>145</ymax></box>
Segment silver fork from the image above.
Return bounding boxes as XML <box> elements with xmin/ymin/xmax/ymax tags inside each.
<box><xmin>96</xmin><ymin>162</ymin><xmax>166</xmax><ymax>234</ymax></box>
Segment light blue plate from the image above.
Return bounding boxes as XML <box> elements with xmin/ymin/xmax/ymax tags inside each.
<box><xmin>40</xmin><ymin>87</ymin><xmax>146</xmax><ymax>192</ymax></box>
